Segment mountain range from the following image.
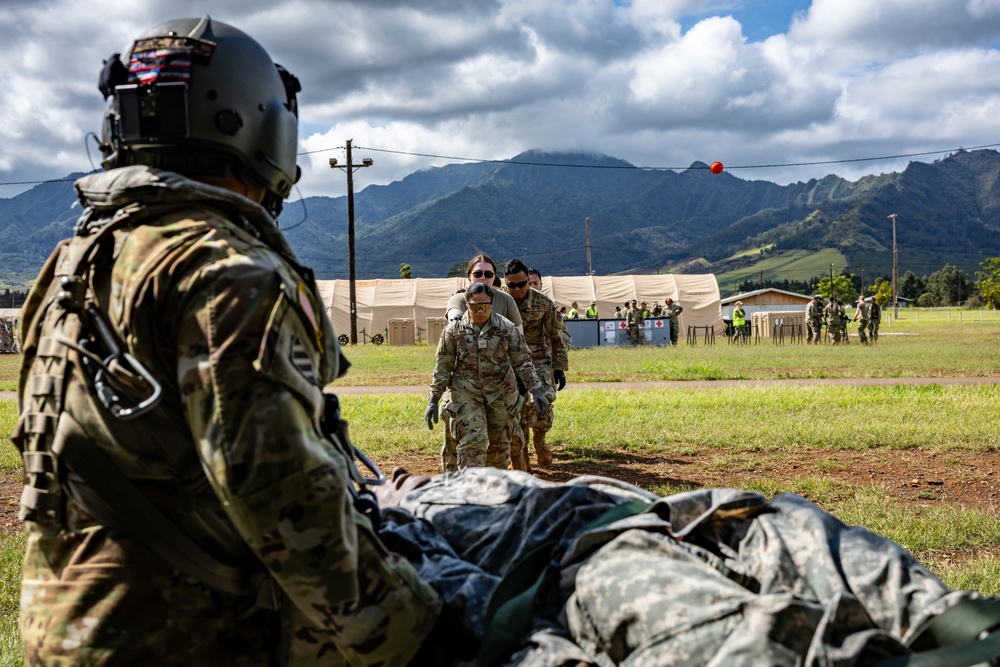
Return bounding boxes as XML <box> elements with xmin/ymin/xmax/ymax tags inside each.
<box><xmin>2</xmin><ymin>148</ymin><xmax>999</xmax><ymax>290</ymax></box>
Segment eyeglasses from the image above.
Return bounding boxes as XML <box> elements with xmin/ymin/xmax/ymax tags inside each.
<box><xmin>467</xmin><ymin>303</ymin><xmax>493</xmax><ymax>313</ymax></box>
<box><xmin>506</xmin><ymin>280</ymin><xmax>528</xmax><ymax>289</ymax></box>
<box><xmin>471</xmin><ymin>270</ymin><xmax>495</xmax><ymax>279</ymax></box>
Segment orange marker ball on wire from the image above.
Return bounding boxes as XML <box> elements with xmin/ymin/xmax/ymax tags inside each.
<box><xmin>710</xmin><ymin>161</ymin><xmax>724</xmax><ymax>174</ymax></box>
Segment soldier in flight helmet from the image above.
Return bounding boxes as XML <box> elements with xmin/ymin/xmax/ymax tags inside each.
<box><xmin>16</xmin><ymin>17</ymin><xmax>440</xmax><ymax>665</ymax></box>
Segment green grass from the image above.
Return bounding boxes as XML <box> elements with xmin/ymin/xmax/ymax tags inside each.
<box><xmin>0</xmin><ymin>531</ymin><xmax>24</xmax><ymax>667</ymax></box>
<box><xmin>0</xmin><ymin>356</ymin><xmax>17</xmax><ymax>392</ymax></box>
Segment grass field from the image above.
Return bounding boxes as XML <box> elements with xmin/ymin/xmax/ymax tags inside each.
<box><xmin>714</xmin><ymin>247</ymin><xmax>847</xmax><ymax>294</ymax></box>
<box><xmin>0</xmin><ymin>315</ymin><xmax>998</xmax><ymax>664</ymax></box>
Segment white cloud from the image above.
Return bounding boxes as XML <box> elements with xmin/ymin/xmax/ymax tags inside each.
<box><xmin>0</xmin><ymin>0</ymin><xmax>998</xmax><ymax>200</ymax></box>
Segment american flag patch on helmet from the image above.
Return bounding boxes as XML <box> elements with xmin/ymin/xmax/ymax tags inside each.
<box><xmin>128</xmin><ymin>48</ymin><xmax>193</xmax><ymax>85</ymax></box>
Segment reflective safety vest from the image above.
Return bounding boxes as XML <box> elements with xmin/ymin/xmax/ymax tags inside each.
<box><xmin>733</xmin><ymin>308</ymin><xmax>746</xmax><ymax>327</ymax></box>
<box><xmin>585</xmin><ymin>307</ymin><xmax>598</xmax><ymax>319</ymax></box>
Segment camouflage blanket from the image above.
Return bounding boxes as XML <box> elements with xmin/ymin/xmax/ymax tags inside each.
<box><xmin>379</xmin><ymin>468</ymin><xmax>980</xmax><ymax>666</ymax></box>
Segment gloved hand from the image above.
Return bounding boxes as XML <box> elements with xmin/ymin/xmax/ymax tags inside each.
<box><xmin>531</xmin><ymin>389</ymin><xmax>550</xmax><ymax>417</ymax></box>
<box><xmin>373</xmin><ymin>467</ymin><xmax>433</xmax><ymax>509</ymax></box>
<box><xmin>553</xmin><ymin>369</ymin><xmax>566</xmax><ymax>391</ymax></box>
<box><xmin>425</xmin><ymin>396</ymin><xmax>439</xmax><ymax>430</ymax></box>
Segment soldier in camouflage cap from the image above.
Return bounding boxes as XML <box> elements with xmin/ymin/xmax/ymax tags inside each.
<box><xmin>426</xmin><ymin>283</ymin><xmax>548</xmax><ymax>471</ymax></box>
<box><xmin>14</xmin><ymin>17</ymin><xmax>439</xmax><ymax>665</ymax></box>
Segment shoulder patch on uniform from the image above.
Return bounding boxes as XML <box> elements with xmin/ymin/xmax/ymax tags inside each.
<box><xmin>290</xmin><ymin>334</ymin><xmax>318</xmax><ymax>384</ymax></box>
<box><xmin>296</xmin><ymin>282</ymin><xmax>323</xmax><ymax>349</ymax></box>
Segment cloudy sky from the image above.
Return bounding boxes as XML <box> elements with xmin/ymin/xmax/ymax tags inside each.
<box><xmin>1</xmin><ymin>0</ymin><xmax>998</xmax><ymax>201</ymax></box>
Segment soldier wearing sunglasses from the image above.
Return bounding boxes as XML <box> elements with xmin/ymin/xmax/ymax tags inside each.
<box><xmin>502</xmin><ymin>259</ymin><xmax>568</xmax><ymax>471</ymax></box>
<box><xmin>445</xmin><ymin>253</ymin><xmax>523</xmax><ymax>334</ymax></box>
<box><xmin>426</xmin><ymin>282</ymin><xmax>548</xmax><ymax>471</ymax></box>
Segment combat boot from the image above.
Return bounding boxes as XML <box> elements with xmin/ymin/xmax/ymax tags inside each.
<box><xmin>510</xmin><ymin>445</ymin><xmax>529</xmax><ymax>472</ymax></box>
<box><xmin>533</xmin><ymin>429</ymin><xmax>553</xmax><ymax>466</ymax></box>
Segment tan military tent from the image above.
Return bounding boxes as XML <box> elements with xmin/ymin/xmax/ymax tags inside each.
<box><xmin>315</xmin><ymin>274</ymin><xmax>724</xmax><ymax>341</ymax></box>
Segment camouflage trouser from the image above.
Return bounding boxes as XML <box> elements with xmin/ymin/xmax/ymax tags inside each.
<box><xmin>510</xmin><ymin>365</ymin><xmax>557</xmax><ymax>471</ymax></box>
<box><xmin>828</xmin><ymin>321</ymin><xmax>842</xmax><ymax>344</ymax></box>
<box><xmin>839</xmin><ymin>322</ymin><xmax>849</xmax><ymax>344</ymax></box>
<box><xmin>868</xmin><ymin>318</ymin><xmax>880</xmax><ymax>342</ymax></box>
<box><xmin>441</xmin><ymin>389</ymin><xmax>522</xmax><ymax>472</ymax></box>
<box><xmin>669</xmin><ymin>323</ymin><xmax>679</xmax><ymax>345</ymax></box>
<box><xmin>856</xmin><ymin>318</ymin><xmax>869</xmax><ymax>344</ymax></box>
<box><xmin>806</xmin><ymin>319</ymin><xmax>823</xmax><ymax>343</ymax></box>
<box><xmin>627</xmin><ymin>325</ymin><xmax>643</xmax><ymax>345</ymax></box>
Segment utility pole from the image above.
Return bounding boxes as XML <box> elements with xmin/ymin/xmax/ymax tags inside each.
<box><xmin>830</xmin><ymin>263</ymin><xmax>835</xmax><ymax>301</ymax></box>
<box><xmin>759</xmin><ymin>270</ymin><xmax>763</xmax><ymax>291</ymax></box>
<box><xmin>888</xmin><ymin>213</ymin><xmax>899</xmax><ymax>319</ymax></box>
<box><xmin>330</xmin><ymin>139</ymin><xmax>373</xmax><ymax>345</ymax></box>
<box><xmin>585</xmin><ymin>217</ymin><xmax>592</xmax><ymax>275</ymax></box>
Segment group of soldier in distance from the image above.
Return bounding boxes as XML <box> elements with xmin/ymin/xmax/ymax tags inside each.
<box><xmin>805</xmin><ymin>293</ymin><xmax>883</xmax><ymax>345</ymax></box>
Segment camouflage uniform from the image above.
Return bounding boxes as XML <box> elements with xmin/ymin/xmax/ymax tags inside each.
<box><xmin>824</xmin><ymin>300</ymin><xmax>843</xmax><ymax>344</ymax></box>
<box><xmin>378</xmin><ymin>468</ymin><xmax>980</xmax><ymax>667</ymax></box>
<box><xmin>854</xmin><ymin>300</ymin><xmax>870</xmax><ymax>344</ymax></box>
<box><xmin>431</xmin><ymin>310</ymin><xmax>539</xmax><ymax>472</ymax></box>
<box><xmin>868</xmin><ymin>301</ymin><xmax>882</xmax><ymax>341</ymax></box>
<box><xmin>14</xmin><ymin>167</ymin><xmax>440</xmax><ymax>666</ymax></box>
<box><xmin>507</xmin><ymin>288</ymin><xmax>569</xmax><ymax>472</ymax></box>
<box><xmin>624</xmin><ymin>306</ymin><xmax>644</xmax><ymax>345</ymax></box>
<box><xmin>663</xmin><ymin>301</ymin><xmax>683</xmax><ymax>345</ymax></box>
<box><xmin>805</xmin><ymin>298</ymin><xmax>824</xmax><ymax>343</ymax></box>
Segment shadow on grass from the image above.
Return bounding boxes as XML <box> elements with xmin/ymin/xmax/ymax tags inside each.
<box><xmin>535</xmin><ymin>447</ymin><xmax>703</xmax><ymax>493</ymax></box>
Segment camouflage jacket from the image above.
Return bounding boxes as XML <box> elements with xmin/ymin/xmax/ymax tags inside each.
<box><xmin>508</xmin><ymin>287</ymin><xmax>568</xmax><ymax>371</ymax></box>
<box><xmin>806</xmin><ymin>300</ymin><xmax>824</xmax><ymax>321</ymax></box>
<box><xmin>430</xmin><ymin>311</ymin><xmax>539</xmax><ymax>404</ymax></box>
<box><xmin>14</xmin><ymin>166</ymin><xmax>439</xmax><ymax>666</ymax></box>
<box><xmin>663</xmin><ymin>303</ymin><xmax>683</xmax><ymax>323</ymax></box>
<box><xmin>625</xmin><ymin>307</ymin><xmax>644</xmax><ymax>328</ymax></box>
<box><xmin>824</xmin><ymin>302</ymin><xmax>843</xmax><ymax>325</ymax></box>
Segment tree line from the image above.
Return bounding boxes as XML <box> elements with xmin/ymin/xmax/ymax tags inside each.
<box><xmin>738</xmin><ymin>259</ymin><xmax>1000</xmax><ymax>309</ymax></box>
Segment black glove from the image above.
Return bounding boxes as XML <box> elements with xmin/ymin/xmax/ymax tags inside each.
<box><xmin>531</xmin><ymin>389</ymin><xmax>550</xmax><ymax>417</ymax></box>
<box><xmin>553</xmin><ymin>369</ymin><xmax>566</xmax><ymax>391</ymax></box>
<box><xmin>425</xmin><ymin>396</ymin><xmax>439</xmax><ymax>430</ymax></box>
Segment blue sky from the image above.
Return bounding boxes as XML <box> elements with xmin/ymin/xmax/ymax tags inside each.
<box><xmin>0</xmin><ymin>0</ymin><xmax>998</xmax><ymax>200</ymax></box>
<box><xmin>680</xmin><ymin>0</ymin><xmax>811</xmax><ymax>41</ymax></box>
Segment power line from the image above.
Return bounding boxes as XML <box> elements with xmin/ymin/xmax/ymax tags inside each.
<box><xmin>4</xmin><ymin>141</ymin><xmax>1000</xmax><ymax>188</ymax></box>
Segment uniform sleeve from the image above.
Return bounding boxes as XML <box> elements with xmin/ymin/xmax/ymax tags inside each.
<box><xmin>430</xmin><ymin>325</ymin><xmax>457</xmax><ymax>400</ymax></box>
<box><xmin>446</xmin><ymin>291</ymin><xmax>466</xmax><ymax>315</ymax></box>
<box><xmin>174</xmin><ymin>254</ymin><xmax>440</xmax><ymax>666</ymax></box>
<box><xmin>546</xmin><ymin>302</ymin><xmax>569</xmax><ymax>371</ymax></box>
<box><xmin>506</xmin><ymin>326</ymin><xmax>539</xmax><ymax>393</ymax></box>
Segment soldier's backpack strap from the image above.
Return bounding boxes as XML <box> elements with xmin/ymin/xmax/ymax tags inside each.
<box><xmin>477</xmin><ymin>499</ymin><xmax>652</xmax><ymax>667</ymax></box>
<box><xmin>873</xmin><ymin>597</ymin><xmax>1000</xmax><ymax>667</ymax></box>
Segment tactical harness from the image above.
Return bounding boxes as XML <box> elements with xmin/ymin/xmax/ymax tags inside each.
<box><xmin>15</xmin><ymin>200</ymin><xmax>384</xmax><ymax>611</ymax></box>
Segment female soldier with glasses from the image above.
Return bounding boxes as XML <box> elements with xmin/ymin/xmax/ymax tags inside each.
<box><xmin>446</xmin><ymin>253</ymin><xmax>523</xmax><ymax>334</ymax></box>
<box><xmin>426</xmin><ymin>283</ymin><xmax>548</xmax><ymax>471</ymax></box>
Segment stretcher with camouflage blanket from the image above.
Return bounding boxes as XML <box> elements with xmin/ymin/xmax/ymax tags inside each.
<box><xmin>379</xmin><ymin>468</ymin><xmax>1000</xmax><ymax>666</ymax></box>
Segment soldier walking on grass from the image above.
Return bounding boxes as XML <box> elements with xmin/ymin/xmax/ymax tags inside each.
<box><xmin>868</xmin><ymin>300</ymin><xmax>882</xmax><ymax>342</ymax></box>
<box><xmin>806</xmin><ymin>295</ymin><xmax>824</xmax><ymax>344</ymax></box>
<box><xmin>502</xmin><ymin>259</ymin><xmax>569</xmax><ymax>471</ymax></box>
<box><xmin>852</xmin><ymin>296</ymin><xmax>870</xmax><ymax>345</ymax></box>
<box><xmin>825</xmin><ymin>297</ymin><xmax>843</xmax><ymax>344</ymax></box>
